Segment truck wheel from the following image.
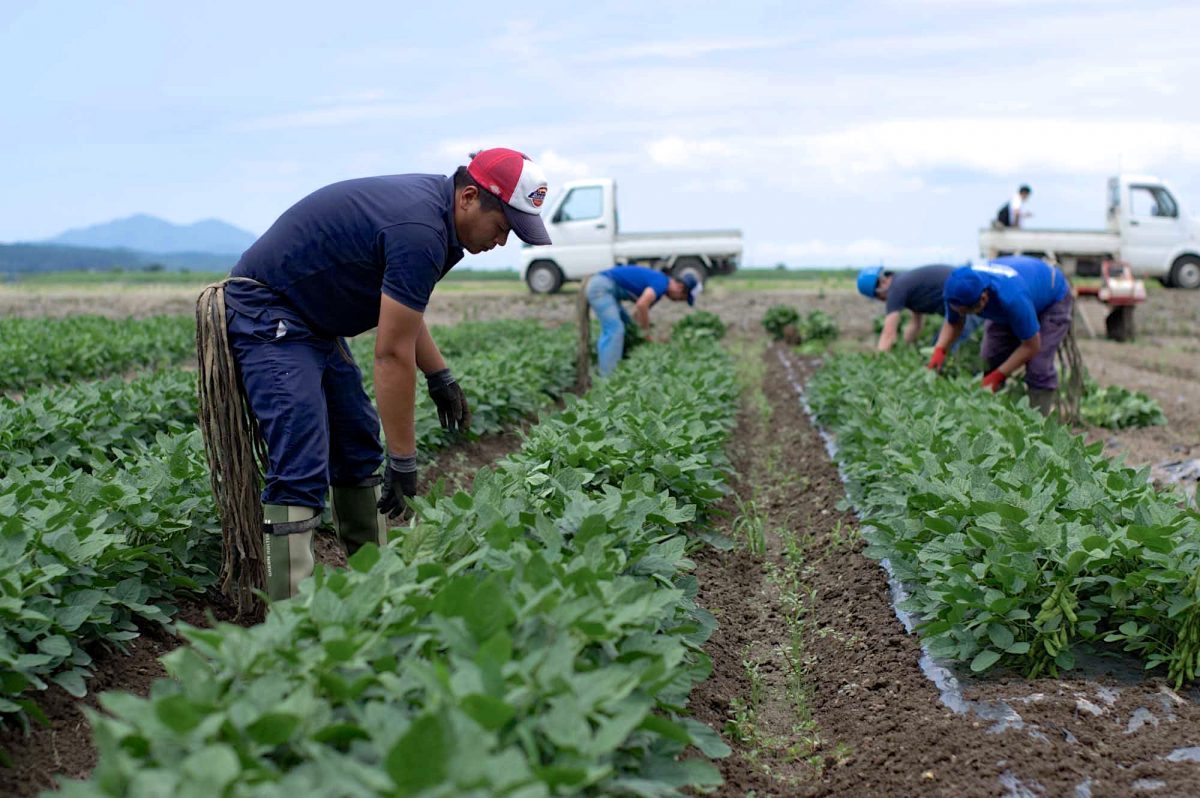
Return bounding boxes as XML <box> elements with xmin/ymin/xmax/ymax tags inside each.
<box><xmin>671</xmin><ymin>257</ymin><xmax>708</xmax><ymax>286</ymax></box>
<box><xmin>526</xmin><ymin>260</ymin><xmax>564</xmax><ymax>294</ymax></box>
<box><xmin>1169</xmin><ymin>256</ymin><xmax>1200</xmax><ymax>290</ymax></box>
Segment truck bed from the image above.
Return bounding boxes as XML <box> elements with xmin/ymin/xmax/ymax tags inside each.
<box><xmin>979</xmin><ymin>227</ymin><xmax>1119</xmax><ymax>256</ymax></box>
<box><xmin>617</xmin><ymin>229</ymin><xmax>743</xmax><ymax>241</ymax></box>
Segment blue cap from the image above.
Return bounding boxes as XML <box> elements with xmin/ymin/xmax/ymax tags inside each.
<box><xmin>944</xmin><ymin>267</ymin><xmax>988</xmax><ymax>309</ymax></box>
<box><xmin>856</xmin><ymin>266</ymin><xmax>884</xmax><ymax>299</ymax></box>
<box><xmin>680</xmin><ymin>273</ymin><xmax>700</xmax><ymax>306</ymax></box>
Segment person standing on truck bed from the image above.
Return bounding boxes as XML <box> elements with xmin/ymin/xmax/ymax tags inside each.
<box><xmin>996</xmin><ymin>185</ymin><xmax>1032</xmax><ymax>228</ymax></box>
<box><xmin>926</xmin><ymin>255</ymin><xmax>1071</xmax><ymax>416</ymax></box>
<box><xmin>196</xmin><ymin>147</ymin><xmax>552</xmax><ymax>603</ymax></box>
<box><xmin>856</xmin><ymin>264</ymin><xmax>982</xmax><ymax>353</ymax></box>
<box><xmin>586</xmin><ymin>265</ymin><xmax>699</xmax><ymax>377</ymax></box>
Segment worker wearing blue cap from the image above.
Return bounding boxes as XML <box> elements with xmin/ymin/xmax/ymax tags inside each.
<box><xmin>586</xmin><ymin>265</ymin><xmax>700</xmax><ymax>377</ymax></box>
<box><xmin>928</xmin><ymin>255</ymin><xmax>1072</xmax><ymax>415</ymax></box>
<box><xmin>857</xmin><ymin>264</ymin><xmax>981</xmax><ymax>352</ymax></box>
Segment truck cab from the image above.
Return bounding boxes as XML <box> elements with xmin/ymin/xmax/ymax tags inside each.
<box><xmin>979</xmin><ymin>174</ymin><xmax>1200</xmax><ymax>288</ymax></box>
<box><xmin>1108</xmin><ymin>176</ymin><xmax>1199</xmax><ymax>286</ymax></box>
<box><xmin>520</xmin><ymin>178</ymin><xmax>743</xmax><ymax>294</ymax></box>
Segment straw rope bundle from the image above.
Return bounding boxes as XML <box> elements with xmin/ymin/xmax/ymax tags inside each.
<box><xmin>195</xmin><ymin>281</ymin><xmax>269</xmax><ymax>618</ymax></box>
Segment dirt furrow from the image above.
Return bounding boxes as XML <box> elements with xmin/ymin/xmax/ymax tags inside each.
<box><xmin>694</xmin><ymin>341</ymin><xmax>1200</xmax><ymax>797</ymax></box>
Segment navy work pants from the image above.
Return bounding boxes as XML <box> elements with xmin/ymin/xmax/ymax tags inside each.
<box><xmin>224</xmin><ymin>283</ymin><xmax>383</xmax><ymax>509</ymax></box>
<box><xmin>981</xmin><ymin>293</ymin><xmax>1074</xmax><ymax>390</ymax></box>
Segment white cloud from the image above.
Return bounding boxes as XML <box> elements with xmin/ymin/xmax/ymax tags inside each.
<box><xmin>535</xmin><ymin>149</ymin><xmax>591</xmax><ymax>182</ymax></box>
<box><xmin>639</xmin><ymin>117</ymin><xmax>1200</xmax><ymax>192</ymax></box>
<box><xmin>646</xmin><ymin>136</ymin><xmax>736</xmax><ymax>167</ymax></box>
<box><xmin>575</xmin><ymin>35</ymin><xmax>802</xmax><ymax>62</ymax></box>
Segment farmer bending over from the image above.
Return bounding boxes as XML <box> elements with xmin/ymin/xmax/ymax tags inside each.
<box><xmin>928</xmin><ymin>255</ymin><xmax>1072</xmax><ymax>416</ymax></box>
<box><xmin>586</xmin><ymin>264</ymin><xmax>699</xmax><ymax>376</ymax></box>
<box><xmin>198</xmin><ymin>148</ymin><xmax>551</xmax><ymax>601</ymax></box>
<box><xmin>857</xmin><ymin>264</ymin><xmax>982</xmax><ymax>352</ymax></box>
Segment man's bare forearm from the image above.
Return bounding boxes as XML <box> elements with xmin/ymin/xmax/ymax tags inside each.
<box><xmin>905</xmin><ymin>313</ymin><xmax>924</xmax><ymax>344</ymax></box>
<box><xmin>877</xmin><ymin>312</ymin><xmax>901</xmax><ymax>352</ymax></box>
<box><xmin>997</xmin><ymin>336</ymin><xmax>1040</xmax><ymax>377</ymax></box>
<box><xmin>933</xmin><ymin>320</ymin><xmax>964</xmax><ymax>351</ymax></box>
<box><xmin>375</xmin><ymin>351</ymin><xmax>418</xmax><ymax>455</ymax></box>
<box><xmin>414</xmin><ymin>321</ymin><xmax>447</xmax><ymax>375</ymax></box>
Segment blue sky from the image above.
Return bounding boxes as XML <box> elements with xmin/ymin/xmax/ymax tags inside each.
<box><xmin>2</xmin><ymin>0</ymin><xmax>1198</xmax><ymax>268</ymax></box>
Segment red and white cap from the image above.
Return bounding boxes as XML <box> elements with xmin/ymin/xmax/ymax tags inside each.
<box><xmin>467</xmin><ymin>148</ymin><xmax>552</xmax><ymax>246</ymax></box>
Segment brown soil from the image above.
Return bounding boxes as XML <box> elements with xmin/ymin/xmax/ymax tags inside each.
<box><xmin>0</xmin><ymin>427</ymin><xmax>527</xmax><ymax>798</ymax></box>
<box><xmin>1079</xmin><ymin>336</ymin><xmax>1200</xmax><ymax>485</ymax></box>
<box><xmin>692</xmin><ymin>341</ymin><xmax>1200</xmax><ymax>797</ymax></box>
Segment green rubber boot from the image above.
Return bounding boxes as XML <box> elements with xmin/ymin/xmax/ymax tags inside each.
<box><xmin>1028</xmin><ymin>388</ymin><xmax>1056</xmax><ymax>418</ymax></box>
<box><xmin>331</xmin><ymin>477</ymin><xmax>388</xmax><ymax>557</ymax></box>
<box><xmin>262</xmin><ymin>504</ymin><xmax>320</xmax><ymax>601</ymax></box>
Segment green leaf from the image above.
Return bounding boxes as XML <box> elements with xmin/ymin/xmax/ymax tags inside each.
<box><xmin>970</xmin><ymin>649</ymin><xmax>1002</xmax><ymax>672</ymax></box>
<box><xmin>38</xmin><ymin>635</ymin><xmax>73</xmax><ymax>659</ymax></box>
<box><xmin>154</xmin><ymin>694</ymin><xmax>204</xmax><ymax>733</ymax></box>
<box><xmin>180</xmin><ymin>744</ymin><xmax>241</xmax><ymax>789</ymax></box>
<box><xmin>51</xmin><ymin>669</ymin><xmax>87</xmax><ymax>698</ymax></box>
<box><xmin>348</xmin><ymin>542</ymin><xmax>381</xmax><ymax>572</ymax></box>
<box><xmin>246</xmin><ymin>712</ymin><xmax>301</xmax><ymax>746</ymax></box>
<box><xmin>386</xmin><ymin>713</ymin><xmax>451</xmax><ymax>795</ymax></box>
<box><xmin>986</xmin><ymin>624</ymin><xmax>1014</xmax><ymax>651</ymax></box>
<box><xmin>460</xmin><ymin>694</ymin><xmax>515</xmax><ymax>731</ymax></box>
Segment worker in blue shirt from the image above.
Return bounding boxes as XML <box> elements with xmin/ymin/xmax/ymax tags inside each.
<box><xmin>200</xmin><ymin>148</ymin><xmax>552</xmax><ymax>601</ymax></box>
<box><xmin>856</xmin><ymin>264</ymin><xmax>982</xmax><ymax>352</ymax></box>
<box><xmin>586</xmin><ymin>265</ymin><xmax>699</xmax><ymax>376</ymax></box>
<box><xmin>927</xmin><ymin>255</ymin><xmax>1072</xmax><ymax>415</ymax></box>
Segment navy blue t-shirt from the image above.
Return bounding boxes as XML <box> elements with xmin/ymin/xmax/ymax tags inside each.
<box><xmin>230</xmin><ymin>174</ymin><xmax>464</xmax><ymax>337</ymax></box>
<box><xmin>601</xmin><ymin>266</ymin><xmax>670</xmax><ymax>304</ymax></box>
<box><xmin>885</xmin><ymin>264</ymin><xmax>954</xmax><ymax>315</ymax></box>
<box><xmin>945</xmin><ymin>256</ymin><xmax>1068</xmax><ymax>340</ymax></box>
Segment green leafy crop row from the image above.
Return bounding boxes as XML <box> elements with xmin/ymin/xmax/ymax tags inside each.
<box><xmin>671</xmin><ymin>311</ymin><xmax>726</xmax><ymax>342</ymax></box>
<box><xmin>761</xmin><ymin>306</ymin><xmax>838</xmax><ymax>353</ymax></box>
<box><xmin>0</xmin><ymin>316</ymin><xmax>197</xmax><ymax>391</ymax></box>
<box><xmin>58</xmin><ymin>339</ymin><xmax>738</xmax><ymax>797</ymax></box>
<box><xmin>352</xmin><ymin>320</ymin><xmax>577</xmax><ymax>450</ymax></box>
<box><xmin>0</xmin><ymin>370</ymin><xmax>199</xmax><ymax>473</ymax></box>
<box><xmin>1080</xmin><ymin>380</ymin><xmax>1167</xmax><ymax>430</ymax></box>
<box><xmin>0</xmin><ymin>320</ymin><xmax>577</xmax><ymax>739</ymax></box>
<box><xmin>1</xmin><ymin>321</ymin><xmax>574</xmax><ymax>476</ymax></box>
<box><xmin>0</xmin><ymin>432</ymin><xmax>220</xmax><ymax>741</ymax></box>
<box><xmin>809</xmin><ymin>351</ymin><xmax>1200</xmax><ymax>684</ymax></box>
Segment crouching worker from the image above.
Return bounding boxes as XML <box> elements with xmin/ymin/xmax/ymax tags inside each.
<box><xmin>585</xmin><ymin>265</ymin><xmax>699</xmax><ymax>377</ymax></box>
<box><xmin>195</xmin><ymin>147</ymin><xmax>552</xmax><ymax>606</ymax></box>
<box><xmin>928</xmin><ymin>255</ymin><xmax>1072</xmax><ymax>416</ymax></box>
<box><xmin>857</xmin><ymin>264</ymin><xmax>982</xmax><ymax>352</ymax></box>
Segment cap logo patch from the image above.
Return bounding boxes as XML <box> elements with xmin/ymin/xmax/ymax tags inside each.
<box><xmin>489</xmin><ymin>184</ymin><xmax>501</xmax><ymax>194</ymax></box>
<box><xmin>527</xmin><ymin>185</ymin><xmax>547</xmax><ymax>208</ymax></box>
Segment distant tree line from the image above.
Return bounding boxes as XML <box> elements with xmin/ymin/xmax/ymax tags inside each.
<box><xmin>0</xmin><ymin>243</ymin><xmax>236</xmax><ymax>278</ymax></box>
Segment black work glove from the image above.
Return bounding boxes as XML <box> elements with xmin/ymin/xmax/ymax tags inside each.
<box><xmin>378</xmin><ymin>453</ymin><xmax>418</xmax><ymax>518</ymax></box>
<box><xmin>426</xmin><ymin>369</ymin><xmax>471</xmax><ymax>433</ymax></box>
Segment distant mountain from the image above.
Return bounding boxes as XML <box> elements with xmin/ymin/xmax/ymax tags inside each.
<box><xmin>47</xmin><ymin>213</ymin><xmax>257</xmax><ymax>255</ymax></box>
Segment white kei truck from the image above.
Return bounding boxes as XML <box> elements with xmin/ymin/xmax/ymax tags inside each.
<box><xmin>979</xmin><ymin>175</ymin><xmax>1200</xmax><ymax>289</ymax></box>
<box><xmin>518</xmin><ymin>178</ymin><xmax>743</xmax><ymax>294</ymax></box>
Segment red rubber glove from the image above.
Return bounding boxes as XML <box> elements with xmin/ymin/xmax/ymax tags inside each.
<box><xmin>926</xmin><ymin>346</ymin><xmax>947</xmax><ymax>371</ymax></box>
<box><xmin>981</xmin><ymin>369</ymin><xmax>1007</xmax><ymax>392</ymax></box>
